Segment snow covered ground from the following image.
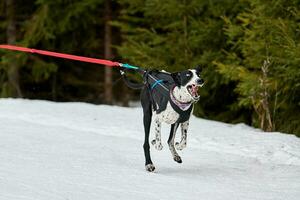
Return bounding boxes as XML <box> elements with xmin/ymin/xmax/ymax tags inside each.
<box><xmin>0</xmin><ymin>99</ymin><xmax>300</xmax><ymax>200</ymax></box>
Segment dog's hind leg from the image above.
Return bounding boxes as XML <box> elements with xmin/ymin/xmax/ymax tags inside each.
<box><xmin>175</xmin><ymin>121</ymin><xmax>189</xmax><ymax>151</ymax></box>
<box><xmin>168</xmin><ymin>123</ymin><xmax>182</xmax><ymax>163</ymax></box>
<box><xmin>141</xmin><ymin>88</ymin><xmax>155</xmax><ymax>172</ymax></box>
<box><xmin>151</xmin><ymin>118</ymin><xmax>163</xmax><ymax>150</ymax></box>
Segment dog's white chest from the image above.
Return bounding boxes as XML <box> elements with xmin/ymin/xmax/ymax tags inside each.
<box><xmin>155</xmin><ymin>102</ymin><xmax>179</xmax><ymax>124</ymax></box>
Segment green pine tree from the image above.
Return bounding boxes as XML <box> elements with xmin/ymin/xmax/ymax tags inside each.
<box><xmin>216</xmin><ymin>0</ymin><xmax>300</xmax><ymax>135</ymax></box>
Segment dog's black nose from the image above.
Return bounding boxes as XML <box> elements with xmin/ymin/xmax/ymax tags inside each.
<box><xmin>196</xmin><ymin>79</ymin><xmax>204</xmax><ymax>85</ymax></box>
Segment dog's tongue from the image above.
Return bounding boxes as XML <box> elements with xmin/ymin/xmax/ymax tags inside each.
<box><xmin>192</xmin><ymin>85</ymin><xmax>198</xmax><ymax>96</ymax></box>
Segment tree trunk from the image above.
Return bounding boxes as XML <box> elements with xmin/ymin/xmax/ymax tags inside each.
<box><xmin>6</xmin><ymin>0</ymin><xmax>22</xmax><ymax>97</ymax></box>
<box><xmin>104</xmin><ymin>0</ymin><xmax>113</xmax><ymax>104</ymax></box>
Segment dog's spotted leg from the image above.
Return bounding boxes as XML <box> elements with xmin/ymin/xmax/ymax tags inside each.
<box><xmin>151</xmin><ymin>118</ymin><xmax>163</xmax><ymax>150</ymax></box>
<box><xmin>175</xmin><ymin>121</ymin><xmax>189</xmax><ymax>151</ymax></box>
<box><xmin>168</xmin><ymin>123</ymin><xmax>182</xmax><ymax>163</ymax></box>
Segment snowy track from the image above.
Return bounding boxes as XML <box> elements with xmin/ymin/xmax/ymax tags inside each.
<box><xmin>0</xmin><ymin>99</ymin><xmax>299</xmax><ymax>200</ymax></box>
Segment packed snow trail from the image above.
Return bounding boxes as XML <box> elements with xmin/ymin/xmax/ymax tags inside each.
<box><xmin>0</xmin><ymin>99</ymin><xmax>299</xmax><ymax>200</ymax></box>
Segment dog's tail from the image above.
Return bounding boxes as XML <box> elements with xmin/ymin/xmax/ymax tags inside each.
<box><xmin>121</xmin><ymin>70</ymin><xmax>145</xmax><ymax>89</ymax></box>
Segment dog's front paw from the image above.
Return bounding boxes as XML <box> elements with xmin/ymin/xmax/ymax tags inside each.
<box><xmin>151</xmin><ymin>139</ymin><xmax>163</xmax><ymax>150</ymax></box>
<box><xmin>145</xmin><ymin>164</ymin><xmax>155</xmax><ymax>172</ymax></box>
<box><xmin>175</xmin><ymin>142</ymin><xmax>186</xmax><ymax>151</ymax></box>
<box><xmin>173</xmin><ymin>155</ymin><xmax>182</xmax><ymax>163</ymax></box>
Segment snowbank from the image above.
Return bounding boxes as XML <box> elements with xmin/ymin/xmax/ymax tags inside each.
<box><xmin>0</xmin><ymin>99</ymin><xmax>299</xmax><ymax>200</ymax></box>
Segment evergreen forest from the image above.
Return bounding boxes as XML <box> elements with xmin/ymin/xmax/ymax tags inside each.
<box><xmin>1</xmin><ymin>0</ymin><xmax>300</xmax><ymax>136</ymax></box>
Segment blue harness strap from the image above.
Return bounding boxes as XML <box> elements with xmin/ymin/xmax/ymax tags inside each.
<box><xmin>151</xmin><ymin>79</ymin><xmax>164</xmax><ymax>90</ymax></box>
<box><xmin>121</xmin><ymin>63</ymin><xmax>139</xmax><ymax>70</ymax></box>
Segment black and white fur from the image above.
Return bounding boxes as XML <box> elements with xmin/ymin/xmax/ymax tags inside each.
<box><xmin>123</xmin><ymin>67</ymin><xmax>204</xmax><ymax>172</ymax></box>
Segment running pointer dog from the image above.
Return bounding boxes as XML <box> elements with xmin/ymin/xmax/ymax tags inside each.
<box><xmin>122</xmin><ymin>67</ymin><xmax>204</xmax><ymax>172</ymax></box>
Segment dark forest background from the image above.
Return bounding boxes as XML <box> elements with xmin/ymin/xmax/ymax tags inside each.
<box><xmin>1</xmin><ymin>0</ymin><xmax>300</xmax><ymax>136</ymax></box>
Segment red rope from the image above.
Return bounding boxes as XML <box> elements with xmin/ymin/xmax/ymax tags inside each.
<box><xmin>0</xmin><ymin>44</ymin><xmax>121</xmax><ymax>67</ymax></box>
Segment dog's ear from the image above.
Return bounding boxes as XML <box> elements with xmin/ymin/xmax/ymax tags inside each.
<box><xmin>171</xmin><ymin>72</ymin><xmax>181</xmax><ymax>87</ymax></box>
<box><xmin>195</xmin><ymin>65</ymin><xmax>202</xmax><ymax>75</ymax></box>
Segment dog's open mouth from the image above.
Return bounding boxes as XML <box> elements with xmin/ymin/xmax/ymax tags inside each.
<box><xmin>187</xmin><ymin>84</ymin><xmax>200</xmax><ymax>101</ymax></box>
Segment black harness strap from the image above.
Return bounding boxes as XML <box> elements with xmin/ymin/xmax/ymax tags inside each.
<box><xmin>169</xmin><ymin>98</ymin><xmax>193</xmax><ymax>123</ymax></box>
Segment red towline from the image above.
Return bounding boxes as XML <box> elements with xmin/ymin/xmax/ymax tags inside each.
<box><xmin>0</xmin><ymin>44</ymin><xmax>121</xmax><ymax>67</ymax></box>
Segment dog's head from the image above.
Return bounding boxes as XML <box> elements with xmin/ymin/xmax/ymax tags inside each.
<box><xmin>171</xmin><ymin>66</ymin><xmax>204</xmax><ymax>102</ymax></box>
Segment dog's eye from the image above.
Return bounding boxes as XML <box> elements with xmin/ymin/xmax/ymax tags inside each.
<box><xmin>186</xmin><ymin>73</ymin><xmax>191</xmax><ymax>77</ymax></box>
